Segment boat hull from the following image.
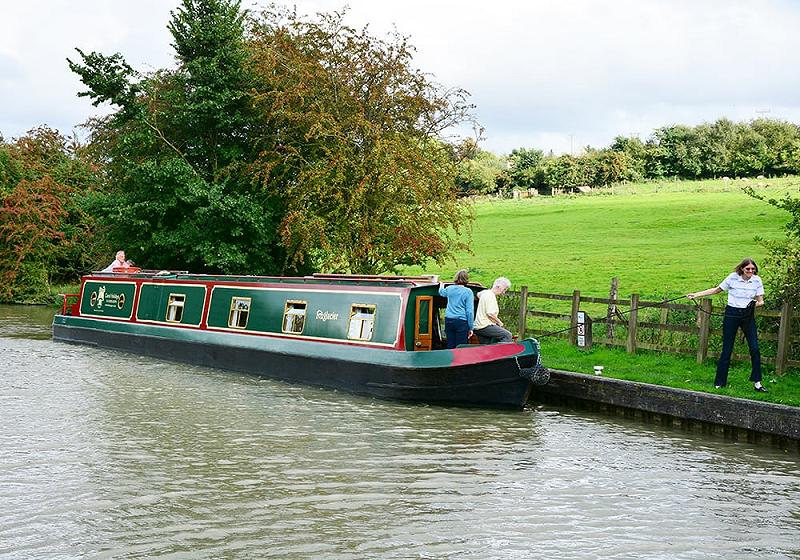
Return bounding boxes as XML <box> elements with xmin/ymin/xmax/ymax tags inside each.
<box><xmin>52</xmin><ymin>317</ymin><xmax>536</xmax><ymax>409</ymax></box>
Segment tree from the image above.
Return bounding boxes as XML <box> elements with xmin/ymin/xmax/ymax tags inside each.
<box><xmin>506</xmin><ymin>148</ymin><xmax>545</xmax><ymax>191</ymax></box>
<box><xmin>541</xmin><ymin>155</ymin><xmax>589</xmax><ymax>190</ymax></box>
<box><xmin>750</xmin><ymin>118</ymin><xmax>800</xmax><ymax>175</ymax></box>
<box><xmin>609</xmin><ymin>135</ymin><xmax>646</xmax><ymax>181</ymax></box>
<box><xmin>455</xmin><ymin>149</ymin><xmax>506</xmax><ymax>195</ymax></box>
<box><xmin>730</xmin><ymin>124</ymin><xmax>769</xmax><ymax>177</ymax></box>
<box><xmin>70</xmin><ymin>1</ymin><xmax>474</xmax><ymax>276</ymax></box>
<box><xmin>586</xmin><ymin>150</ymin><xmax>634</xmax><ymax>186</ymax></box>
<box><xmin>0</xmin><ymin>127</ymin><xmax>102</xmax><ymax>301</ymax></box>
<box><xmin>745</xmin><ymin>187</ymin><xmax>800</xmax><ymax>304</ymax></box>
<box><xmin>69</xmin><ymin>0</ymin><xmax>287</xmax><ymax>274</ymax></box>
<box><xmin>696</xmin><ymin>119</ymin><xmax>736</xmax><ymax>177</ymax></box>
<box><xmin>651</xmin><ymin>125</ymin><xmax>704</xmax><ymax>178</ymax></box>
<box><xmin>245</xmin><ymin>8</ymin><xmax>475</xmax><ymax>273</ymax></box>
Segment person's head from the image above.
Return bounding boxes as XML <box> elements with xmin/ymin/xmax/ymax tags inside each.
<box><xmin>735</xmin><ymin>258</ymin><xmax>758</xmax><ymax>278</ymax></box>
<box><xmin>116</xmin><ymin>250</ymin><xmax>125</xmax><ymax>262</ymax></box>
<box><xmin>453</xmin><ymin>269</ymin><xmax>469</xmax><ymax>285</ymax></box>
<box><xmin>492</xmin><ymin>277</ymin><xmax>511</xmax><ymax>294</ymax></box>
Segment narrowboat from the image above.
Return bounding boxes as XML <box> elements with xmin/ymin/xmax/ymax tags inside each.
<box><xmin>52</xmin><ymin>270</ymin><xmax>549</xmax><ymax>408</ymax></box>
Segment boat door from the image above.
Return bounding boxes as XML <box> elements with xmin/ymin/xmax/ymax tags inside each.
<box><xmin>413</xmin><ymin>296</ymin><xmax>433</xmax><ymax>351</ymax></box>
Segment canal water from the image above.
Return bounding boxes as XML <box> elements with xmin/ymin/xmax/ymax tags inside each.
<box><xmin>1</xmin><ymin>305</ymin><xmax>799</xmax><ymax>559</ymax></box>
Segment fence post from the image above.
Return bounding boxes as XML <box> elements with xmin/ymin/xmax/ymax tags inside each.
<box><xmin>658</xmin><ymin>306</ymin><xmax>669</xmax><ymax>344</ymax></box>
<box><xmin>775</xmin><ymin>299</ymin><xmax>793</xmax><ymax>376</ymax></box>
<box><xmin>696</xmin><ymin>298</ymin><xmax>711</xmax><ymax>363</ymax></box>
<box><xmin>607</xmin><ymin>276</ymin><xmax>618</xmax><ymax>341</ymax></box>
<box><xmin>569</xmin><ymin>290</ymin><xmax>581</xmax><ymax>346</ymax></box>
<box><xmin>626</xmin><ymin>293</ymin><xmax>639</xmax><ymax>354</ymax></box>
<box><xmin>517</xmin><ymin>286</ymin><xmax>529</xmax><ymax>340</ymax></box>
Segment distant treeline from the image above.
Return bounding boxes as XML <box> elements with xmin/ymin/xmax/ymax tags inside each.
<box><xmin>456</xmin><ymin>118</ymin><xmax>800</xmax><ymax>195</ymax></box>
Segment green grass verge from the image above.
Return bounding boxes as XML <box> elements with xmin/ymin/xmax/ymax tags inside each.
<box><xmin>541</xmin><ymin>337</ymin><xmax>800</xmax><ymax>407</ymax></box>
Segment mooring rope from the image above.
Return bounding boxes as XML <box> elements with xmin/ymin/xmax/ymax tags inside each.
<box><xmin>534</xmin><ymin>292</ymin><xmax>768</xmax><ymax>339</ymax></box>
<box><xmin>536</xmin><ymin>295</ymin><xmax>689</xmax><ymax>339</ymax></box>
<box><xmin>687</xmin><ymin>298</ymin><xmax>758</xmax><ymax>320</ymax></box>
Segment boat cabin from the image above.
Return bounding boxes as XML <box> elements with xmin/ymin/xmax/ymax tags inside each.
<box><xmin>66</xmin><ymin>271</ymin><xmax>485</xmax><ymax>352</ymax></box>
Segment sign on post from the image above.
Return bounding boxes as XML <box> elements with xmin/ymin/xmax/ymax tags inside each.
<box><xmin>576</xmin><ymin>310</ymin><xmax>593</xmax><ymax>349</ymax></box>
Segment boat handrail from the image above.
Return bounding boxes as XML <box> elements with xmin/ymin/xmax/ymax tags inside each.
<box><xmin>91</xmin><ymin>269</ymin><xmax>188</xmax><ymax>276</ymax></box>
<box><xmin>85</xmin><ymin>270</ymin><xmax>441</xmax><ymax>286</ymax></box>
<box><xmin>309</xmin><ymin>273</ymin><xmax>439</xmax><ymax>284</ymax></box>
<box><xmin>59</xmin><ymin>293</ymin><xmax>80</xmax><ymax>316</ymax></box>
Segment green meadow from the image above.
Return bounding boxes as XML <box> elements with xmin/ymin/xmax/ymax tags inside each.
<box><xmin>407</xmin><ymin>176</ymin><xmax>800</xmax><ymax>405</ymax></box>
<box><xmin>422</xmin><ymin>177</ymin><xmax>798</xmax><ymax>297</ymax></box>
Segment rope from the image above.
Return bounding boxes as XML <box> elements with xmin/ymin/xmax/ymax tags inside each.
<box><xmin>536</xmin><ymin>294</ymin><xmax>768</xmax><ymax>339</ymax></box>
<box><xmin>536</xmin><ymin>295</ymin><xmax>694</xmax><ymax>339</ymax></box>
<box><xmin>688</xmin><ymin>298</ymin><xmax>758</xmax><ymax>320</ymax></box>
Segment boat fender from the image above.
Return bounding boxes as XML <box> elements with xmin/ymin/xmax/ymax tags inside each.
<box><xmin>517</xmin><ymin>362</ymin><xmax>550</xmax><ymax>386</ymax></box>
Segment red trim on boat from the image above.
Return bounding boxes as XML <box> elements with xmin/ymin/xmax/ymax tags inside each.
<box><xmin>450</xmin><ymin>343</ymin><xmax>525</xmax><ymax>366</ymax></box>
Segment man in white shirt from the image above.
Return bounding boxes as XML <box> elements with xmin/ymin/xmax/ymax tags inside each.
<box><xmin>473</xmin><ymin>277</ymin><xmax>513</xmax><ymax>344</ymax></box>
<box><xmin>102</xmin><ymin>250</ymin><xmax>126</xmax><ymax>272</ymax></box>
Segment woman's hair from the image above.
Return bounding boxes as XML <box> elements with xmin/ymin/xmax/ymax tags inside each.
<box><xmin>734</xmin><ymin>258</ymin><xmax>758</xmax><ymax>276</ymax></box>
<box><xmin>453</xmin><ymin>269</ymin><xmax>470</xmax><ymax>285</ymax></box>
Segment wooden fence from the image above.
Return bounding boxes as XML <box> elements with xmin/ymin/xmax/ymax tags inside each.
<box><xmin>508</xmin><ymin>285</ymin><xmax>798</xmax><ymax>375</ymax></box>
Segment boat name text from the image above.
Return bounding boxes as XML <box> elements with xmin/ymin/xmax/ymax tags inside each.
<box><xmin>315</xmin><ymin>310</ymin><xmax>339</xmax><ymax>322</ymax></box>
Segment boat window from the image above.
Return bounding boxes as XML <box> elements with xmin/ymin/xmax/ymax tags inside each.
<box><xmin>165</xmin><ymin>293</ymin><xmax>185</xmax><ymax>323</ymax></box>
<box><xmin>283</xmin><ymin>301</ymin><xmax>307</xmax><ymax>334</ymax></box>
<box><xmin>348</xmin><ymin>304</ymin><xmax>376</xmax><ymax>341</ymax></box>
<box><xmin>228</xmin><ymin>297</ymin><xmax>251</xmax><ymax>329</ymax></box>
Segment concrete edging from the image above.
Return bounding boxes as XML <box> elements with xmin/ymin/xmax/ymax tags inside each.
<box><xmin>531</xmin><ymin>369</ymin><xmax>800</xmax><ymax>445</ymax></box>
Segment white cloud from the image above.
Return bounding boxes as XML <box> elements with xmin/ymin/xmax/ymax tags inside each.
<box><xmin>2</xmin><ymin>0</ymin><xmax>799</xmax><ymax>154</ymax></box>
<box><xmin>0</xmin><ymin>0</ymin><xmax>179</xmax><ymax>139</ymax></box>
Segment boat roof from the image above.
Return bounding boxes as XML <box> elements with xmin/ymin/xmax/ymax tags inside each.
<box><xmin>88</xmin><ymin>270</ymin><xmax>442</xmax><ymax>288</ymax></box>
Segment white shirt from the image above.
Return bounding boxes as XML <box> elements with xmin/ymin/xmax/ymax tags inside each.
<box><xmin>474</xmin><ymin>289</ymin><xmax>499</xmax><ymax>330</ymax></box>
<box><xmin>719</xmin><ymin>272</ymin><xmax>764</xmax><ymax>308</ymax></box>
<box><xmin>102</xmin><ymin>259</ymin><xmax>125</xmax><ymax>272</ymax></box>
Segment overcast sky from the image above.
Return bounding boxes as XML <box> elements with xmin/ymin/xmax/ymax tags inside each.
<box><xmin>2</xmin><ymin>0</ymin><xmax>800</xmax><ymax>155</ymax></box>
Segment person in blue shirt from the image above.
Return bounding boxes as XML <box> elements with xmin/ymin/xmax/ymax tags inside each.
<box><xmin>687</xmin><ymin>258</ymin><xmax>766</xmax><ymax>392</ymax></box>
<box><xmin>438</xmin><ymin>269</ymin><xmax>475</xmax><ymax>349</ymax></box>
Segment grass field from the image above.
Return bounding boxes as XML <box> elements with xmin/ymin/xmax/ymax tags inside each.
<box><xmin>411</xmin><ymin>176</ymin><xmax>798</xmax><ymax>297</ymax></box>
<box><xmin>406</xmin><ymin>176</ymin><xmax>800</xmax><ymax>406</ymax></box>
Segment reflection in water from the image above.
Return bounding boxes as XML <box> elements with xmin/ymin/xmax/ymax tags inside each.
<box><xmin>1</xmin><ymin>305</ymin><xmax>799</xmax><ymax>559</ymax></box>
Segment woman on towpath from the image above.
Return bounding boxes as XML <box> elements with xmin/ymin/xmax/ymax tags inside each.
<box><xmin>438</xmin><ymin>269</ymin><xmax>475</xmax><ymax>349</ymax></box>
<box><xmin>687</xmin><ymin>258</ymin><xmax>766</xmax><ymax>392</ymax></box>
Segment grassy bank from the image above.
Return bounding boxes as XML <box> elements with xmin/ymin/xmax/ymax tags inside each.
<box><xmin>544</xmin><ymin>338</ymin><xmax>800</xmax><ymax>407</ymax></box>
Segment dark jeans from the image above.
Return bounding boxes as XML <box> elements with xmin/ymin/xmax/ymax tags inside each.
<box><xmin>444</xmin><ymin>317</ymin><xmax>470</xmax><ymax>349</ymax></box>
<box><xmin>716</xmin><ymin>305</ymin><xmax>761</xmax><ymax>386</ymax></box>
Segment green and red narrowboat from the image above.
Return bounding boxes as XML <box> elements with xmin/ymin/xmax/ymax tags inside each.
<box><xmin>52</xmin><ymin>270</ymin><xmax>548</xmax><ymax>408</ymax></box>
